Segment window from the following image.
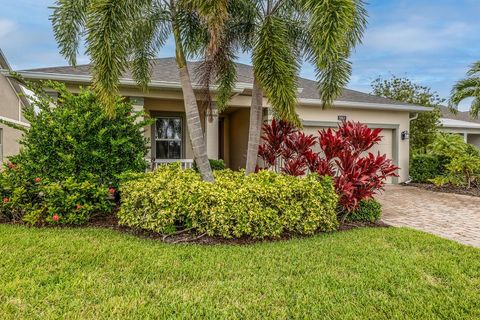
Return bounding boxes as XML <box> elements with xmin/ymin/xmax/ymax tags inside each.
<box><xmin>155</xmin><ymin>117</ymin><xmax>183</xmax><ymax>159</ymax></box>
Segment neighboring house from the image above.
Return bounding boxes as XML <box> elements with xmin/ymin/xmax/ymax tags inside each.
<box><xmin>14</xmin><ymin>58</ymin><xmax>429</xmax><ymax>183</ymax></box>
<box><xmin>0</xmin><ymin>49</ymin><xmax>29</xmax><ymax>163</ymax></box>
<box><xmin>439</xmin><ymin>106</ymin><xmax>480</xmax><ymax>147</ymax></box>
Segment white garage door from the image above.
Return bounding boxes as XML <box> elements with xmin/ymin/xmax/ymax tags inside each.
<box><xmin>302</xmin><ymin>126</ymin><xmax>394</xmax><ymax>183</ymax></box>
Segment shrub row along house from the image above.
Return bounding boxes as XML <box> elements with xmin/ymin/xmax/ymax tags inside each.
<box><xmin>6</xmin><ymin>57</ymin><xmax>430</xmax><ymax>182</ymax></box>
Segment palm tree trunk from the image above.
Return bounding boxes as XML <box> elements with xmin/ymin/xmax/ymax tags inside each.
<box><xmin>173</xmin><ymin>21</ymin><xmax>214</xmax><ymax>182</ymax></box>
<box><xmin>245</xmin><ymin>77</ymin><xmax>264</xmax><ymax>175</ymax></box>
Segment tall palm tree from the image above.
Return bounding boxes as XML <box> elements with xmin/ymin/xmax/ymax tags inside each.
<box><xmin>50</xmin><ymin>0</ymin><xmax>234</xmax><ymax>182</ymax></box>
<box><xmin>203</xmin><ymin>0</ymin><xmax>367</xmax><ymax>174</ymax></box>
<box><xmin>450</xmin><ymin>61</ymin><xmax>480</xmax><ymax>119</ymax></box>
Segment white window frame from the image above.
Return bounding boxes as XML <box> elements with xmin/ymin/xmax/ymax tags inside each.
<box><xmin>154</xmin><ymin>115</ymin><xmax>184</xmax><ymax>160</ymax></box>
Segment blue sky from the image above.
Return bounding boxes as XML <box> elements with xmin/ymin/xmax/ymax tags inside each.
<box><xmin>2</xmin><ymin>0</ymin><xmax>479</xmax><ymax>111</ymax></box>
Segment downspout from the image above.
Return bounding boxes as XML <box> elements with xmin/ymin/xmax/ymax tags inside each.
<box><xmin>404</xmin><ymin>113</ymin><xmax>419</xmax><ymax>184</ymax></box>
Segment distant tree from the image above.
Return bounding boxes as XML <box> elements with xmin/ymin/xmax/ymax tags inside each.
<box><xmin>450</xmin><ymin>61</ymin><xmax>480</xmax><ymax>118</ymax></box>
<box><xmin>371</xmin><ymin>76</ymin><xmax>443</xmax><ymax>154</ymax></box>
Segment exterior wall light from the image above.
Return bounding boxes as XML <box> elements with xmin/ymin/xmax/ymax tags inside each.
<box><xmin>401</xmin><ymin>130</ymin><xmax>409</xmax><ymax>140</ymax></box>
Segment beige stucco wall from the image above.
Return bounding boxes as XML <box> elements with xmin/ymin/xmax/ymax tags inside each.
<box><xmin>0</xmin><ymin>74</ymin><xmax>25</xmax><ymax>162</ymax></box>
<box><xmin>0</xmin><ymin>125</ymin><xmax>22</xmax><ymax>162</ymax></box>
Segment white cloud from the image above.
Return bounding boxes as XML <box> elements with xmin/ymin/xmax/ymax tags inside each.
<box><xmin>0</xmin><ymin>19</ymin><xmax>16</xmax><ymax>39</ymax></box>
<box><xmin>363</xmin><ymin>19</ymin><xmax>470</xmax><ymax>53</ymax></box>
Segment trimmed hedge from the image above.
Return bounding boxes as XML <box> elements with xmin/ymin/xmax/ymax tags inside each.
<box><xmin>410</xmin><ymin>154</ymin><xmax>444</xmax><ymax>183</ymax></box>
<box><xmin>347</xmin><ymin>199</ymin><xmax>382</xmax><ymax>223</ymax></box>
<box><xmin>118</xmin><ymin>164</ymin><xmax>339</xmax><ymax>239</ymax></box>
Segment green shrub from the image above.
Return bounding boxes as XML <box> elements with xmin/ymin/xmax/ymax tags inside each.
<box><xmin>0</xmin><ymin>165</ymin><xmax>113</xmax><ymax>225</ymax></box>
<box><xmin>428</xmin><ymin>133</ymin><xmax>480</xmax><ymax>158</ymax></box>
<box><xmin>431</xmin><ymin>154</ymin><xmax>480</xmax><ymax>188</ymax></box>
<box><xmin>117</xmin><ymin>164</ymin><xmax>339</xmax><ymax>239</ymax></box>
<box><xmin>347</xmin><ymin>199</ymin><xmax>382</xmax><ymax>223</ymax></box>
<box><xmin>10</xmin><ymin>80</ymin><xmax>150</xmax><ymax>185</ymax></box>
<box><xmin>0</xmin><ymin>80</ymin><xmax>144</xmax><ymax>224</ymax></box>
<box><xmin>410</xmin><ymin>154</ymin><xmax>444</xmax><ymax>182</ymax></box>
<box><xmin>194</xmin><ymin>159</ymin><xmax>226</xmax><ymax>171</ymax></box>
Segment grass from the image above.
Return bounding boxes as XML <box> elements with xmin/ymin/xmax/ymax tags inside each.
<box><xmin>0</xmin><ymin>225</ymin><xmax>479</xmax><ymax>319</ymax></box>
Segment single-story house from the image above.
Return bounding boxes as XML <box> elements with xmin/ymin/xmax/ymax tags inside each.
<box><xmin>439</xmin><ymin>106</ymin><xmax>480</xmax><ymax>147</ymax></box>
<box><xmin>13</xmin><ymin>58</ymin><xmax>429</xmax><ymax>183</ymax></box>
<box><xmin>0</xmin><ymin>49</ymin><xmax>30</xmax><ymax>162</ymax></box>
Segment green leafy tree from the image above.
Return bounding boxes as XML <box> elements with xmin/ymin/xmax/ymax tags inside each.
<box><xmin>8</xmin><ymin>80</ymin><xmax>149</xmax><ymax>184</ymax></box>
<box><xmin>371</xmin><ymin>76</ymin><xmax>443</xmax><ymax>153</ymax></box>
<box><xmin>199</xmin><ymin>0</ymin><xmax>368</xmax><ymax>174</ymax></box>
<box><xmin>450</xmin><ymin>61</ymin><xmax>480</xmax><ymax>118</ymax></box>
<box><xmin>50</xmin><ymin>0</ymin><xmax>239</xmax><ymax>182</ymax></box>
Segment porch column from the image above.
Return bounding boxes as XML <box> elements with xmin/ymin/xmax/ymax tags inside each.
<box><xmin>205</xmin><ymin>107</ymin><xmax>219</xmax><ymax>160</ymax></box>
<box><xmin>130</xmin><ymin>97</ymin><xmax>151</xmax><ymax>158</ymax></box>
<box><xmin>464</xmin><ymin>132</ymin><xmax>468</xmax><ymax>143</ymax></box>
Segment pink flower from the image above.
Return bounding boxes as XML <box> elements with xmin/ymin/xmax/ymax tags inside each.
<box><xmin>52</xmin><ymin>214</ymin><xmax>60</xmax><ymax>222</ymax></box>
<box><xmin>3</xmin><ymin>198</ymin><xmax>9</xmax><ymax>203</ymax></box>
<box><xmin>7</xmin><ymin>162</ymin><xmax>15</xmax><ymax>169</ymax></box>
<box><xmin>76</xmin><ymin>204</ymin><xmax>82</xmax><ymax>210</ymax></box>
<box><xmin>34</xmin><ymin>177</ymin><xmax>41</xmax><ymax>183</ymax></box>
<box><xmin>108</xmin><ymin>187</ymin><xmax>116</xmax><ymax>194</ymax></box>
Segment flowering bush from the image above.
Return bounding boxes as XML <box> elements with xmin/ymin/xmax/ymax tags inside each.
<box><xmin>0</xmin><ymin>80</ymin><xmax>146</xmax><ymax>224</ymax></box>
<box><xmin>0</xmin><ymin>164</ymin><xmax>113</xmax><ymax>225</ymax></box>
<box><xmin>258</xmin><ymin>120</ymin><xmax>398</xmax><ymax>217</ymax></box>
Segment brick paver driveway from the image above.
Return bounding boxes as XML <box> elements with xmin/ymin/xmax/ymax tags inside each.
<box><xmin>377</xmin><ymin>185</ymin><xmax>480</xmax><ymax>247</ymax></box>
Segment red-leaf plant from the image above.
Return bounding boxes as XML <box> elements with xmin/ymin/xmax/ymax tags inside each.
<box><xmin>258</xmin><ymin>120</ymin><xmax>399</xmax><ymax>219</ymax></box>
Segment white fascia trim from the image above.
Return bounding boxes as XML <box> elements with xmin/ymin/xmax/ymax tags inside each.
<box><xmin>442</xmin><ymin>124</ymin><xmax>480</xmax><ymax>129</ymax></box>
<box><xmin>0</xmin><ymin>115</ymin><xmax>30</xmax><ymax>128</ymax></box>
<box><xmin>11</xmin><ymin>70</ymin><xmax>251</xmax><ymax>93</ymax></box>
<box><xmin>11</xmin><ymin>71</ymin><xmax>431</xmax><ymax>112</ymax></box>
<box><xmin>298</xmin><ymin>98</ymin><xmax>432</xmax><ymax>112</ymax></box>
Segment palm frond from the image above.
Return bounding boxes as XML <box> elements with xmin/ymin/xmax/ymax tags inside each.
<box><xmin>302</xmin><ymin>0</ymin><xmax>367</xmax><ymax>107</ymax></box>
<box><xmin>129</xmin><ymin>3</ymin><xmax>170</xmax><ymax>91</ymax></box>
<box><xmin>196</xmin><ymin>0</ymin><xmax>256</xmax><ymax>113</ymax></box>
<box><xmin>467</xmin><ymin>61</ymin><xmax>480</xmax><ymax>77</ymax></box>
<box><xmin>253</xmin><ymin>15</ymin><xmax>300</xmax><ymax>126</ymax></box>
<box><xmin>50</xmin><ymin>0</ymin><xmax>91</xmax><ymax>66</ymax></box>
<box><xmin>85</xmin><ymin>0</ymin><xmax>153</xmax><ymax>116</ymax></box>
<box><xmin>450</xmin><ymin>77</ymin><xmax>480</xmax><ymax>107</ymax></box>
<box><xmin>470</xmin><ymin>98</ymin><xmax>480</xmax><ymax>119</ymax></box>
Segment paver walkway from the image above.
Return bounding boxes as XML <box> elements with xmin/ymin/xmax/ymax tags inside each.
<box><xmin>377</xmin><ymin>185</ymin><xmax>480</xmax><ymax>247</ymax></box>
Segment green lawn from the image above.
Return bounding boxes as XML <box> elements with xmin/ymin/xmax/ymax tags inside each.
<box><xmin>0</xmin><ymin>225</ymin><xmax>479</xmax><ymax>319</ymax></box>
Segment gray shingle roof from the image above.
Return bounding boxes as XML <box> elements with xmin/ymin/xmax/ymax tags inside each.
<box><xmin>439</xmin><ymin>105</ymin><xmax>480</xmax><ymax>124</ymax></box>
<box><xmin>23</xmin><ymin>57</ymin><xmax>414</xmax><ymax>106</ymax></box>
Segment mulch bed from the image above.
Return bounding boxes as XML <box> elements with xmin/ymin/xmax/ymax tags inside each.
<box><xmin>405</xmin><ymin>182</ymin><xmax>480</xmax><ymax>198</ymax></box>
<box><xmin>88</xmin><ymin>215</ymin><xmax>389</xmax><ymax>245</ymax></box>
<box><xmin>1</xmin><ymin>214</ymin><xmax>389</xmax><ymax>246</ymax></box>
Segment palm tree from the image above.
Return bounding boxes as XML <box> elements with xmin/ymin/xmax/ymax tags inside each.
<box><xmin>207</xmin><ymin>0</ymin><xmax>368</xmax><ymax>174</ymax></box>
<box><xmin>450</xmin><ymin>61</ymin><xmax>480</xmax><ymax>119</ymax></box>
<box><xmin>50</xmin><ymin>0</ymin><xmax>235</xmax><ymax>182</ymax></box>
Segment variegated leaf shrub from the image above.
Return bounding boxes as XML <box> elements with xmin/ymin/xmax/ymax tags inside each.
<box><xmin>117</xmin><ymin>164</ymin><xmax>338</xmax><ymax>239</ymax></box>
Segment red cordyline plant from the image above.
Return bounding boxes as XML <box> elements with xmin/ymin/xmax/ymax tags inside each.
<box><xmin>257</xmin><ymin>120</ymin><xmax>399</xmax><ymax>218</ymax></box>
